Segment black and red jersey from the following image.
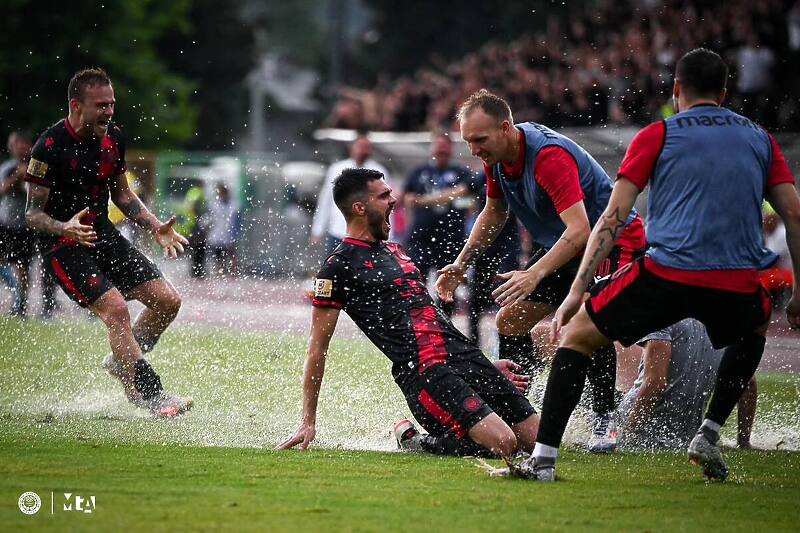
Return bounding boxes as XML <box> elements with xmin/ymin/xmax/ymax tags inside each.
<box><xmin>24</xmin><ymin>118</ymin><xmax>126</xmax><ymax>250</ymax></box>
<box><xmin>312</xmin><ymin>237</ymin><xmax>480</xmax><ymax>383</ymax></box>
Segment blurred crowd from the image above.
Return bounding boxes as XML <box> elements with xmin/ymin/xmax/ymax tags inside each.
<box><xmin>326</xmin><ymin>0</ymin><xmax>800</xmax><ymax>132</ymax></box>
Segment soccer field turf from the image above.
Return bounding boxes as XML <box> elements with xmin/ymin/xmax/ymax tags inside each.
<box><xmin>1</xmin><ymin>318</ymin><xmax>799</xmax><ymax>531</ymax></box>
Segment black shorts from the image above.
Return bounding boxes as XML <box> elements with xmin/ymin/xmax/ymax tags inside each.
<box><xmin>523</xmin><ymin>243</ymin><xmax>642</xmax><ymax>307</ymax></box>
<box><xmin>0</xmin><ymin>226</ymin><xmax>35</xmax><ymax>265</ymax></box>
<box><xmin>401</xmin><ymin>355</ymin><xmax>536</xmax><ymax>439</ymax></box>
<box><xmin>46</xmin><ymin>231</ymin><xmax>162</xmax><ymax>307</ymax></box>
<box><xmin>585</xmin><ymin>257</ymin><xmax>771</xmax><ymax>349</ymax></box>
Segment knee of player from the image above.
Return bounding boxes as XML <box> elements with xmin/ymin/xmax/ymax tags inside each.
<box><xmin>493</xmin><ymin>428</ymin><xmax>518</xmax><ymax>457</ymax></box>
<box><xmin>99</xmin><ymin>298</ymin><xmax>131</xmax><ymax>328</ymax></box>
<box><xmin>162</xmin><ymin>290</ymin><xmax>182</xmax><ymax>315</ymax></box>
<box><xmin>495</xmin><ymin>306</ymin><xmax>521</xmax><ymax>335</ymax></box>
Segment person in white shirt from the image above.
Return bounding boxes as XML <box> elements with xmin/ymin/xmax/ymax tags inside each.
<box><xmin>206</xmin><ymin>182</ymin><xmax>239</xmax><ymax>277</ymax></box>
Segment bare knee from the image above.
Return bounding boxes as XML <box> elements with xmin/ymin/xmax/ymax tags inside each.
<box><xmin>559</xmin><ymin>308</ymin><xmax>609</xmax><ymax>355</ymax></box>
<box><xmin>496</xmin><ymin>305</ymin><xmax>533</xmax><ymax>336</ymax></box>
<box><xmin>468</xmin><ymin>415</ymin><xmax>518</xmax><ymax>458</ymax></box>
<box><xmin>513</xmin><ymin>414</ymin><xmax>540</xmax><ymax>452</ymax></box>
<box><xmin>159</xmin><ymin>288</ymin><xmax>182</xmax><ymax>317</ymax></box>
<box><xmin>94</xmin><ymin>295</ymin><xmax>131</xmax><ymax>329</ymax></box>
<box><xmin>488</xmin><ymin>425</ymin><xmax>518</xmax><ymax>458</ymax></box>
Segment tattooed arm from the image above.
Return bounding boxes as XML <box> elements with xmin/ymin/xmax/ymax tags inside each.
<box><xmin>109</xmin><ymin>173</ymin><xmax>160</xmax><ymax>232</ymax></box>
<box><xmin>571</xmin><ymin>179</ymin><xmax>640</xmax><ymax>293</ymax></box>
<box><xmin>26</xmin><ymin>184</ymin><xmax>97</xmax><ymax>246</ymax></box>
<box><xmin>109</xmin><ymin>174</ymin><xmax>189</xmax><ymax>257</ymax></box>
<box><xmin>434</xmin><ymin>195</ymin><xmax>509</xmax><ymax>302</ymax></box>
<box><xmin>550</xmin><ymin>179</ymin><xmax>640</xmax><ymax>341</ymax></box>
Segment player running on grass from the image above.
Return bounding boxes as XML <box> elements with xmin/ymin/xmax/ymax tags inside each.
<box><xmin>513</xmin><ymin>48</ymin><xmax>800</xmax><ymax>482</ymax></box>
<box><xmin>436</xmin><ymin>89</ymin><xmax>646</xmax><ymax>453</ymax></box>
<box><xmin>279</xmin><ymin>168</ymin><xmax>539</xmax><ymax>459</ymax></box>
<box><xmin>24</xmin><ymin>68</ymin><xmax>192</xmax><ymax>417</ymax></box>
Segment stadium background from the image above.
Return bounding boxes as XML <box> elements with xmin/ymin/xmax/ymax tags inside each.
<box><xmin>2</xmin><ymin>0</ymin><xmax>800</xmax><ymax>530</ymax></box>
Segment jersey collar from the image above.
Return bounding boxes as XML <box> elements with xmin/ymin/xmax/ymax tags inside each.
<box><xmin>64</xmin><ymin>117</ymin><xmax>83</xmax><ymax>142</ymax></box>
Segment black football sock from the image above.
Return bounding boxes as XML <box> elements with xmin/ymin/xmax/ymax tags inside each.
<box><xmin>134</xmin><ymin>359</ymin><xmax>164</xmax><ymax>400</ymax></box>
<box><xmin>420</xmin><ymin>434</ymin><xmax>495</xmax><ymax>458</ymax></box>
<box><xmin>536</xmin><ymin>347</ymin><xmax>591</xmax><ymax>448</ymax></box>
<box><xmin>133</xmin><ymin>331</ymin><xmax>161</xmax><ymax>354</ymax></box>
<box><xmin>586</xmin><ymin>343</ymin><xmax>617</xmax><ymax>414</ymax></box>
<box><xmin>705</xmin><ymin>333</ymin><xmax>765</xmax><ymax>427</ymax></box>
<box><xmin>498</xmin><ymin>334</ymin><xmax>544</xmax><ymax>374</ymax></box>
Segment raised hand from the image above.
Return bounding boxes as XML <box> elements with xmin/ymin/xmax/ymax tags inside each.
<box><xmin>435</xmin><ymin>263</ymin><xmax>466</xmax><ymax>303</ymax></box>
<box><xmin>153</xmin><ymin>215</ymin><xmax>189</xmax><ymax>258</ymax></box>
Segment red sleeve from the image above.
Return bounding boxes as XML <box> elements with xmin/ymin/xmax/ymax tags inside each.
<box><xmin>534</xmin><ymin>146</ymin><xmax>584</xmax><ymax>214</ymax></box>
<box><xmin>483</xmin><ymin>163</ymin><xmax>503</xmax><ymax>199</ymax></box>
<box><xmin>766</xmin><ymin>133</ymin><xmax>795</xmax><ymax>188</ymax></box>
<box><xmin>617</xmin><ymin>121</ymin><xmax>666</xmax><ymax>190</ymax></box>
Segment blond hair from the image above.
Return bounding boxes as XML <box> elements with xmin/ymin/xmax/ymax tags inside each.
<box><xmin>456</xmin><ymin>89</ymin><xmax>513</xmax><ymax>124</ymax></box>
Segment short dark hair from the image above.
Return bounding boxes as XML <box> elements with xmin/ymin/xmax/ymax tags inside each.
<box><xmin>332</xmin><ymin>168</ymin><xmax>384</xmax><ymax>220</ymax></box>
<box><xmin>68</xmin><ymin>68</ymin><xmax>112</xmax><ymax>101</ymax></box>
<box><xmin>457</xmin><ymin>89</ymin><xmax>513</xmax><ymax>123</ymax></box>
<box><xmin>675</xmin><ymin>48</ymin><xmax>728</xmax><ymax>98</ymax></box>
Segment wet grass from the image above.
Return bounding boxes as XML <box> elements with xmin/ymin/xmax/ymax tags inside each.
<box><xmin>1</xmin><ymin>317</ymin><xmax>799</xmax><ymax>531</ymax></box>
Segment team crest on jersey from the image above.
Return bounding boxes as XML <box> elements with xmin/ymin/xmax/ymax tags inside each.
<box><xmin>463</xmin><ymin>396</ymin><xmax>482</xmax><ymax>412</ymax></box>
<box><xmin>27</xmin><ymin>158</ymin><xmax>48</xmax><ymax>178</ymax></box>
<box><xmin>314</xmin><ymin>278</ymin><xmax>333</xmax><ymax>298</ymax></box>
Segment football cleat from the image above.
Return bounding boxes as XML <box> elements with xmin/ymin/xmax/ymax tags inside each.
<box><xmin>588</xmin><ymin>411</ymin><xmax>618</xmax><ymax>453</ymax></box>
<box><xmin>146</xmin><ymin>391</ymin><xmax>194</xmax><ymax>418</ymax></box>
<box><xmin>393</xmin><ymin>418</ymin><xmax>423</xmax><ymax>452</ymax></box>
<box><xmin>506</xmin><ymin>453</ymin><xmax>556</xmax><ymax>482</ymax></box>
<box><xmin>687</xmin><ymin>432</ymin><xmax>729</xmax><ymax>481</ymax></box>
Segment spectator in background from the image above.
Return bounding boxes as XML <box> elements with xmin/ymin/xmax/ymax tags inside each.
<box><xmin>325</xmin><ymin>0</ymin><xmax>794</xmax><ymax>131</ymax></box>
<box><xmin>310</xmin><ymin>133</ymin><xmax>389</xmax><ymax>258</ymax></box>
<box><xmin>178</xmin><ymin>182</ymin><xmax>208</xmax><ymax>278</ymax></box>
<box><xmin>402</xmin><ymin>133</ymin><xmax>474</xmax><ymax>314</ymax></box>
<box><xmin>761</xmin><ymin>202</ymin><xmax>794</xmax><ymax>306</ymax></box>
<box><xmin>0</xmin><ymin>132</ymin><xmax>37</xmax><ymax>316</ymax></box>
<box><xmin>736</xmin><ymin>32</ymin><xmax>776</xmax><ymax>119</ymax></box>
<box><xmin>207</xmin><ymin>182</ymin><xmax>240</xmax><ymax>277</ymax></box>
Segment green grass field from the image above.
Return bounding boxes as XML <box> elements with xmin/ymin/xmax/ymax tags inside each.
<box><xmin>1</xmin><ymin>318</ymin><xmax>799</xmax><ymax>532</ymax></box>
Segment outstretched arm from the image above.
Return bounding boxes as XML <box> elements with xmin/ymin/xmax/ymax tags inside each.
<box><xmin>109</xmin><ymin>173</ymin><xmax>161</xmax><ymax>232</ymax></box>
<box><xmin>110</xmin><ymin>174</ymin><xmax>188</xmax><ymax>257</ymax></box>
<box><xmin>493</xmin><ymin>200</ymin><xmax>590</xmax><ymax>306</ymax></box>
<box><xmin>277</xmin><ymin>306</ymin><xmax>341</xmax><ymax>450</ymax></box>
<box><xmin>435</xmin><ymin>195</ymin><xmax>508</xmax><ymax>302</ymax></box>
<box><xmin>551</xmin><ymin>178</ymin><xmax>640</xmax><ymax>339</ymax></box>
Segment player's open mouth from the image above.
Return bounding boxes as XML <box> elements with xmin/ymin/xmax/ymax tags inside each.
<box><xmin>384</xmin><ymin>207</ymin><xmax>392</xmax><ymax>229</ymax></box>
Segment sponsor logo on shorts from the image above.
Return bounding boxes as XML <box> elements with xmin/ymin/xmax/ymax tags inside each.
<box><xmin>27</xmin><ymin>158</ymin><xmax>49</xmax><ymax>178</ymax></box>
<box><xmin>463</xmin><ymin>396</ymin><xmax>481</xmax><ymax>412</ymax></box>
<box><xmin>314</xmin><ymin>278</ymin><xmax>333</xmax><ymax>298</ymax></box>
<box><xmin>18</xmin><ymin>492</ymin><xmax>42</xmax><ymax>515</ymax></box>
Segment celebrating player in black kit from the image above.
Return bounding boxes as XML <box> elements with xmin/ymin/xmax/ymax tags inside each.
<box><xmin>279</xmin><ymin>168</ymin><xmax>539</xmax><ymax>459</ymax></box>
<box><xmin>24</xmin><ymin>68</ymin><xmax>192</xmax><ymax>417</ymax></box>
